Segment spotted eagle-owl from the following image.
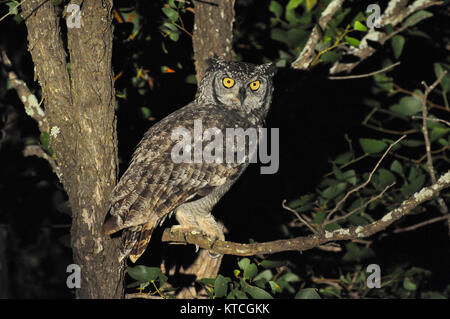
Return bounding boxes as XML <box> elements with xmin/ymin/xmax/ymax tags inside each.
<box><xmin>102</xmin><ymin>58</ymin><xmax>276</xmax><ymax>262</ymax></box>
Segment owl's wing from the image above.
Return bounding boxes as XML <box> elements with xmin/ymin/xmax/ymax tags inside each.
<box><xmin>103</xmin><ymin>105</ymin><xmax>243</xmax><ymax>224</ymax></box>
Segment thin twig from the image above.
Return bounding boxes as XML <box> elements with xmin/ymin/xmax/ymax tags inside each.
<box><xmin>411</xmin><ymin>116</ymin><xmax>450</xmax><ymax>127</ymax></box>
<box><xmin>323</xmin><ymin>135</ymin><xmax>406</xmax><ymax>226</ymax></box>
<box><xmin>393</xmin><ymin>215</ymin><xmax>450</xmax><ymax>234</ymax></box>
<box><xmin>327</xmin><ymin>182</ymin><xmax>395</xmax><ymax>225</ymax></box>
<box><xmin>420</xmin><ymin>71</ymin><xmax>449</xmax><ymax>217</ymax></box>
<box><xmin>282</xmin><ymin>200</ymin><xmax>318</xmax><ymax>234</ymax></box>
<box><xmin>328</xmin><ymin>62</ymin><xmax>401</xmax><ymax>80</ymax></box>
<box><xmin>0</xmin><ymin>0</ymin><xmax>26</xmax><ymax>23</ymax></box>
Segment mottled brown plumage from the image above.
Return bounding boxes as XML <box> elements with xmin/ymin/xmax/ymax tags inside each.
<box><xmin>102</xmin><ymin>58</ymin><xmax>276</xmax><ymax>262</ymax></box>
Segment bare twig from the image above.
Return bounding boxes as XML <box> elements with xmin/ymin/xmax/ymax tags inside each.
<box><xmin>328</xmin><ymin>62</ymin><xmax>401</xmax><ymax>80</ymax></box>
<box><xmin>0</xmin><ymin>0</ymin><xmax>27</xmax><ymax>23</ymax></box>
<box><xmin>323</xmin><ymin>135</ymin><xmax>406</xmax><ymax>225</ymax></box>
<box><xmin>411</xmin><ymin>116</ymin><xmax>450</xmax><ymax>127</ymax></box>
<box><xmin>393</xmin><ymin>215</ymin><xmax>450</xmax><ymax>234</ymax></box>
<box><xmin>1</xmin><ymin>50</ymin><xmax>48</xmax><ymax>133</ymax></box>
<box><xmin>23</xmin><ymin>145</ymin><xmax>59</xmax><ymax>176</ymax></box>
<box><xmin>282</xmin><ymin>199</ymin><xmax>318</xmax><ymax>234</ymax></box>
<box><xmin>419</xmin><ymin>71</ymin><xmax>449</xmax><ymax>218</ymax></box>
<box><xmin>327</xmin><ymin>182</ymin><xmax>395</xmax><ymax>225</ymax></box>
<box><xmin>161</xmin><ymin>170</ymin><xmax>450</xmax><ymax>256</ymax></box>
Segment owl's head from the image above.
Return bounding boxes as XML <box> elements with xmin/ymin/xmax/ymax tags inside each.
<box><xmin>197</xmin><ymin>57</ymin><xmax>276</xmax><ymax>116</ymax></box>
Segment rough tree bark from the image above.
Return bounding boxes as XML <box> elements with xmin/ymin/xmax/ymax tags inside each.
<box><xmin>192</xmin><ymin>0</ymin><xmax>235</xmax><ymax>83</ymax></box>
<box><xmin>21</xmin><ymin>0</ymin><xmax>124</xmax><ymax>298</ymax></box>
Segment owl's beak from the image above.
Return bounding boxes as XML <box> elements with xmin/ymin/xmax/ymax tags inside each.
<box><xmin>238</xmin><ymin>86</ymin><xmax>246</xmax><ymax>105</ymax></box>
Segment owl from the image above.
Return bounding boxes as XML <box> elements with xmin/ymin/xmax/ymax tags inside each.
<box><xmin>102</xmin><ymin>58</ymin><xmax>276</xmax><ymax>262</ymax></box>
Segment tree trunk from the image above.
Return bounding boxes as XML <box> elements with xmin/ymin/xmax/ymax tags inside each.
<box><xmin>192</xmin><ymin>0</ymin><xmax>236</xmax><ymax>83</ymax></box>
<box><xmin>21</xmin><ymin>0</ymin><xmax>125</xmax><ymax>298</ymax></box>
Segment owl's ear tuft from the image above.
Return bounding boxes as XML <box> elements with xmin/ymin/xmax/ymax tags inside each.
<box><xmin>260</xmin><ymin>62</ymin><xmax>277</xmax><ymax>77</ymax></box>
<box><xmin>206</xmin><ymin>55</ymin><xmax>225</xmax><ymax>68</ymax></box>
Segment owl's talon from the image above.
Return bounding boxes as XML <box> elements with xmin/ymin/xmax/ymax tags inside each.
<box><xmin>208</xmin><ymin>250</ymin><xmax>221</xmax><ymax>259</ymax></box>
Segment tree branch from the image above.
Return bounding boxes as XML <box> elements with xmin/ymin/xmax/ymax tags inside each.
<box><xmin>291</xmin><ymin>0</ymin><xmax>344</xmax><ymax>70</ymax></box>
<box><xmin>1</xmin><ymin>50</ymin><xmax>48</xmax><ymax>133</ymax></box>
<box><xmin>162</xmin><ymin>170</ymin><xmax>450</xmax><ymax>256</ymax></box>
<box><xmin>419</xmin><ymin>71</ymin><xmax>449</xmax><ymax>221</ymax></box>
<box><xmin>330</xmin><ymin>0</ymin><xmax>444</xmax><ymax>74</ymax></box>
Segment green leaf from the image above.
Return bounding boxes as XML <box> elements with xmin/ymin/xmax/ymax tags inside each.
<box><xmin>197</xmin><ymin>278</ymin><xmax>216</xmax><ymax>286</ymax></box>
<box><xmin>334</xmin><ymin>152</ymin><xmax>353</xmax><ymax>165</ymax></box>
<box><xmin>269</xmin><ymin>1</ymin><xmax>283</xmax><ymax>18</ymax></box>
<box><xmin>168</xmin><ymin>30</ymin><xmax>180</xmax><ymax>42</ymax></box>
<box><xmin>245</xmin><ymin>263</ymin><xmax>258</xmax><ymax>279</ymax></box>
<box><xmin>233</xmin><ymin>289</ymin><xmax>248</xmax><ymax>299</ymax></box>
<box><xmin>140</xmin><ymin>107</ymin><xmax>151</xmax><ymax>119</ymax></box>
<box><xmin>238</xmin><ymin>258</ymin><xmax>251</xmax><ymax>271</ymax></box>
<box><xmin>245</xmin><ymin>285</ymin><xmax>274</xmax><ymax>299</ymax></box>
<box><xmin>390</xmin><ymin>96</ymin><xmax>422</xmax><ymax>116</ymax></box>
<box><xmin>401</xmin><ymin>139</ymin><xmax>423</xmax><ymax>147</ymax></box>
<box><xmin>279</xmin><ymin>272</ymin><xmax>301</xmax><ymax>283</ymax></box>
<box><xmin>359</xmin><ymin>138</ymin><xmax>388</xmax><ymax>154</ymax></box>
<box><xmin>403</xmin><ymin>10</ymin><xmax>433</xmax><ymax>27</ymax></box>
<box><xmin>185</xmin><ymin>74</ymin><xmax>197</xmax><ymax>85</ymax></box>
<box><xmin>391</xmin><ymin>35</ymin><xmax>405</xmax><ymax>59</ymax></box>
<box><xmin>345</xmin><ymin>36</ymin><xmax>360</xmax><ymax>48</ymax></box>
<box><xmin>254</xmin><ymin>269</ymin><xmax>273</xmax><ymax>282</ymax></box>
<box><xmin>295</xmin><ymin>288</ymin><xmax>321</xmax><ymax>299</ymax></box>
<box><xmin>214</xmin><ymin>275</ymin><xmax>230</xmax><ymax>298</ymax></box>
<box><xmin>322</xmin><ymin>182</ymin><xmax>348</xmax><ymax>200</ymax></box>
<box><xmin>341</xmin><ymin>169</ymin><xmax>357</xmax><ymax>185</ymax></box>
<box><xmin>376</xmin><ymin>168</ymin><xmax>396</xmax><ymax>189</ymax></box>
<box><xmin>286</xmin><ymin>0</ymin><xmax>303</xmax><ymax>10</ymax></box>
<box><xmin>403</xmin><ymin>277</ymin><xmax>417</xmax><ymax>291</ymax></box>
<box><xmin>127</xmin><ymin>265</ymin><xmax>161</xmax><ymax>283</ymax></box>
<box><xmin>305</xmin><ymin>0</ymin><xmax>317</xmax><ymax>11</ymax></box>
<box><xmin>40</xmin><ymin>132</ymin><xmax>50</xmax><ymax>149</ymax></box>
<box><xmin>390</xmin><ymin>160</ymin><xmax>403</xmax><ymax>175</ymax></box>
<box><xmin>260</xmin><ymin>259</ymin><xmax>287</xmax><ymax>269</ymax></box>
<box><xmin>269</xmin><ymin>281</ymin><xmax>282</xmax><ymax>293</ymax></box>
<box><xmin>433</xmin><ymin>63</ymin><xmax>450</xmax><ymax>93</ymax></box>
<box><xmin>430</xmin><ymin>127</ymin><xmax>450</xmax><ymax>142</ymax></box>
<box><xmin>6</xmin><ymin>2</ymin><xmax>18</xmax><ymax>15</ymax></box>
<box><xmin>162</xmin><ymin>6</ymin><xmax>179</xmax><ymax>22</ymax></box>
<box><xmin>353</xmin><ymin>20</ymin><xmax>367</xmax><ymax>32</ymax></box>
<box><xmin>401</xmin><ymin>168</ymin><xmax>426</xmax><ymax>197</ymax></box>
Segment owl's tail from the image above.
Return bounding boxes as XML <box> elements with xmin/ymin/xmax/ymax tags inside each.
<box><xmin>123</xmin><ymin>222</ymin><xmax>155</xmax><ymax>263</ymax></box>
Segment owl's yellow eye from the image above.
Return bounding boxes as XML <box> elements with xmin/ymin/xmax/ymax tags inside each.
<box><xmin>223</xmin><ymin>77</ymin><xmax>235</xmax><ymax>88</ymax></box>
<box><xmin>249</xmin><ymin>80</ymin><xmax>260</xmax><ymax>91</ymax></box>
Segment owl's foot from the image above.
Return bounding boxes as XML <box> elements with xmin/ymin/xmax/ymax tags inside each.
<box><xmin>169</xmin><ymin>222</ymin><xmax>223</xmax><ymax>258</ymax></box>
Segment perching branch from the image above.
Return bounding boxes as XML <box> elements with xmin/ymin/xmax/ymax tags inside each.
<box><xmin>162</xmin><ymin>170</ymin><xmax>450</xmax><ymax>256</ymax></box>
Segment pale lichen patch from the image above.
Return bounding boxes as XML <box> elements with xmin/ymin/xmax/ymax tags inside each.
<box><xmin>381</xmin><ymin>212</ymin><xmax>393</xmax><ymax>222</ymax></box>
<box><xmin>414</xmin><ymin>188</ymin><xmax>433</xmax><ymax>201</ymax></box>
<box><xmin>355</xmin><ymin>226</ymin><xmax>365</xmax><ymax>237</ymax></box>
<box><xmin>50</xmin><ymin>126</ymin><xmax>60</xmax><ymax>138</ymax></box>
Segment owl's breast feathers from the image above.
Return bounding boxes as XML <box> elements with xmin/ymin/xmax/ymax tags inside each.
<box><xmin>102</xmin><ymin>102</ymin><xmax>264</xmax><ymax>261</ymax></box>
